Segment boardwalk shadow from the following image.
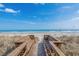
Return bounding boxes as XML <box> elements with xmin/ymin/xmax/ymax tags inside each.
<box><xmin>37</xmin><ymin>42</ymin><xmax>46</xmax><ymax>56</ymax></box>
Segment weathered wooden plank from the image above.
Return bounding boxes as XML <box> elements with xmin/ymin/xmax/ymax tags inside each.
<box><xmin>23</xmin><ymin>40</ymin><xmax>35</xmax><ymax>56</ymax></box>
<box><xmin>53</xmin><ymin>41</ymin><xmax>64</xmax><ymax>44</ymax></box>
<box><xmin>49</xmin><ymin>41</ymin><xmax>65</xmax><ymax>56</ymax></box>
<box><xmin>14</xmin><ymin>35</ymin><xmax>32</xmax><ymax>43</ymax></box>
<box><xmin>26</xmin><ymin>37</ymin><xmax>37</xmax><ymax>56</ymax></box>
<box><xmin>43</xmin><ymin>40</ymin><xmax>55</xmax><ymax>56</ymax></box>
<box><xmin>43</xmin><ymin>40</ymin><xmax>49</xmax><ymax>56</ymax></box>
<box><xmin>7</xmin><ymin>41</ymin><xmax>27</xmax><ymax>56</ymax></box>
<box><xmin>44</xmin><ymin>35</ymin><xmax>59</xmax><ymax>41</ymax></box>
<box><xmin>22</xmin><ymin>35</ymin><xmax>36</xmax><ymax>56</ymax></box>
<box><xmin>8</xmin><ymin>36</ymin><xmax>31</xmax><ymax>56</ymax></box>
<box><xmin>48</xmin><ymin>36</ymin><xmax>59</xmax><ymax>41</ymax></box>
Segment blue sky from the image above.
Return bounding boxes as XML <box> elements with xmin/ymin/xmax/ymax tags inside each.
<box><xmin>0</xmin><ymin>3</ymin><xmax>79</xmax><ymax>30</ymax></box>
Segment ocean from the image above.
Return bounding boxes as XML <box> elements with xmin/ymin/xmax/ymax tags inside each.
<box><xmin>0</xmin><ymin>29</ymin><xmax>79</xmax><ymax>32</ymax></box>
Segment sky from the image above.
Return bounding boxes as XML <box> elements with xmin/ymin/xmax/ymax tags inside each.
<box><xmin>0</xmin><ymin>3</ymin><xmax>79</xmax><ymax>30</ymax></box>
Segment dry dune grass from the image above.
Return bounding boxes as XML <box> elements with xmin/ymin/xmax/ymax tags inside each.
<box><xmin>0</xmin><ymin>35</ymin><xmax>28</xmax><ymax>55</ymax></box>
<box><xmin>0</xmin><ymin>36</ymin><xmax>15</xmax><ymax>55</ymax></box>
<box><xmin>58</xmin><ymin>35</ymin><xmax>79</xmax><ymax>56</ymax></box>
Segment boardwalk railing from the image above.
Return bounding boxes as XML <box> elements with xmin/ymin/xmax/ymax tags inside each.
<box><xmin>7</xmin><ymin>41</ymin><xmax>27</xmax><ymax>56</ymax></box>
<box><xmin>6</xmin><ymin>35</ymin><xmax>65</xmax><ymax>56</ymax></box>
<box><xmin>49</xmin><ymin>41</ymin><xmax>65</xmax><ymax>56</ymax></box>
<box><xmin>7</xmin><ymin>35</ymin><xmax>36</xmax><ymax>56</ymax></box>
<box><xmin>43</xmin><ymin>35</ymin><xmax>65</xmax><ymax>56</ymax></box>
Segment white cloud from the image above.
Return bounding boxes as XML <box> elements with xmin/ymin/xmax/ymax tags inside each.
<box><xmin>57</xmin><ymin>6</ymin><xmax>73</xmax><ymax>13</ymax></box>
<box><xmin>0</xmin><ymin>8</ymin><xmax>20</xmax><ymax>14</ymax></box>
<box><xmin>77</xmin><ymin>10</ymin><xmax>79</xmax><ymax>14</ymax></box>
<box><xmin>0</xmin><ymin>19</ymin><xmax>37</xmax><ymax>30</ymax></box>
<box><xmin>0</xmin><ymin>3</ymin><xmax>4</xmax><ymax>7</ymax></box>
<box><xmin>4</xmin><ymin>8</ymin><xmax>20</xmax><ymax>13</ymax></box>
<box><xmin>33</xmin><ymin>16</ymin><xmax>37</xmax><ymax>18</ymax></box>
<box><xmin>62</xmin><ymin>6</ymin><xmax>72</xmax><ymax>9</ymax></box>
<box><xmin>40</xmin><ymin>3</ymin><xmax>46</xmax><ymax>5</ymax></box>
<box><xmin>28</xmin><ymin>22</ymin><xmax>36</xmax><ymax>24</ymax></box>
<box><xmin>0</xmin><ymin>9</ymin><xmax>3</xmax><ymax>11</ymax></box>
<box><xmin>0</xmin><ymin>4</ymin><xmax>20</xmax><ymax>14</ymax></box>
<box><xmin>48</xmin><ymin>16</ymin><xmax>79</xmax><ymax>29</ymax></box>
<box><xmin>33</xmin><ymin>3</ymin><xmax>46</xmax><ymax>5</ymax></box>
<box><xmin>23</xmin><ymin>21</ymin><xmax>36</xmax><ymax>25</ymax></box>
<box><xmin>33</xmin><ymin>3</ymin><xmax>38</xmax><ymax>4</ymax></box>
<box><xmin>71</xmin><ymin>17</ymin><xmax>79</xmax><ymax>20</ymax></box>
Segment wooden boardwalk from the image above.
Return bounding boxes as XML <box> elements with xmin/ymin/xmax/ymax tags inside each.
<box><xmin>6</xmin><ymin>35</ymin><xmax>65</xmax><ymax>56</ymax></box>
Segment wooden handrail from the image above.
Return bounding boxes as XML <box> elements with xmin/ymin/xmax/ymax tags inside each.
<box><xmin>49</xmin><ymin>41</ymin><xmax>65</xmax><ymax>56</ymax></box>
<box><xmin>23</xmin><ymin>40</ymin><xmax>35</xmax><ymax>56</ymax></box>
<box><xmin>43</xmin><ymin>40</ymin><xmax>51</xmax><ymax>56</ymax></box>
<box><xmin>7</xmin><ymin>41</ymin><xmax>27</xmax><ymax>56</ymax></box>
<box><xmin>53</xmin><ymin>41</ymin><xmax>64</xmax><ymax>44</ymax></box>
<box><xmin>7</xmin><ymin>35</ymin><xmax>36</xmax><ymax>56</ymax></box>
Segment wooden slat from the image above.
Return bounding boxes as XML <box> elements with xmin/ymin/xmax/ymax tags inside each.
<box><xmin>25</xmin><ymin>37</ymin><xmax>36</xmax><ymax>56</ymax></box>
<box><xmin>44</xmin><ymin>35</ymin><xmax>58</xmax><ymax>41</ymax></box>
<box><xmin>50</xmin><ymin>36</ymin><xmax>61</xmax><ymax>42</ymax></box>
<box><xmin>15</xmin><ymin>39</ymin><xmax>25</xmax><ymax>43</ymax></box>
<box><xmin>23</xmin><ymin>40</ymin><xmax>35</xmax><ymax>56</ymax></box>
<box><xmin>43</xmin><ymin>40</ymin><xmax>49</xmax><ymax>56</ymax></box>
<box><xmin>49</xmin><ymin>41</ymin><xmax>65</xmax><ymax>56</ymax></box>
<box><xmin>8</xmin><ymin>36</ymin><xmax>32</xmax><ymax>56</ymax></box>
<box><xmin>22</xmin><ymin>36</ymin><xmax>36</xmax><ymax>56</ymax></box>
<box><xmin>53</xmin><ymin>41</ymin><xmax>64</xmax><ymax>44</ymax></box>
<box><xmin>43</xmin><ymin>40</ymin><xmax>56</xmax><ymax>56</ymax></box>
<box><xmin>7</xmin><ymin>41</ymin><xmax>27</xmax><ymax>56</ymax></box>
